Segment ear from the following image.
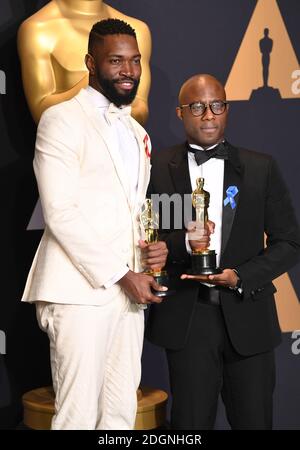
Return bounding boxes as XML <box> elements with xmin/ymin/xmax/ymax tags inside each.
<box><xmin>176</xmin><ymin>106</ymin><xmax>183</xmax><ymax>121</ymax></box>
<box><xmin>85</xmin><ymin>53</ymin><xmax>95</xmax><ymax>75</ymax></box>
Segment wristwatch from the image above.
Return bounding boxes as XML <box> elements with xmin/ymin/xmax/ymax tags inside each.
<box><xmin>229</xmin><ymin>269</ymin><xmax>243</xmax><ymax>295</ymax></box>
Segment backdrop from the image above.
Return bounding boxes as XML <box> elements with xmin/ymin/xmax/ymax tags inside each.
<box><xmin>0</xmin><ymin>0</ymin><xmax>299</xmax><ymax>429</ymax></box>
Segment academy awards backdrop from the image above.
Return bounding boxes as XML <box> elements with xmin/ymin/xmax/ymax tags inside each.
<box><xmin>0</xmin><ymin>0</ymin><xmax>299</xmax><ymax>429</ymax></box>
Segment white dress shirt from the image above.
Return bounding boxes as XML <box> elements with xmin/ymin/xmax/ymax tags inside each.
<box><xmin>85</xmin><ymin>86</ymin><xmax>140</xmax><ymax>288</ymax></box>
<box><xmin>186</xmin><ymin>143</ymin><xmax>224</xmax><ymax>269</ymax></box>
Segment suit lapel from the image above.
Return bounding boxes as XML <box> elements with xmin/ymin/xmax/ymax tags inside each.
<box><xmin>221</xmin><ymin>144</ymin><xmax>243</xmax><ymax>255</ymax></box>
<box><xmin>168</xmin><ymin>144</ymin><xmax>195</xmax><ymax>223</ymax></box>
<box><xmin>130</xmin><ymin>119</ymin><xmax>151</xmax><ymax>215</ymax></box>
<box><xmin>168</xmin><ymin>144</ymin><xmax>192</xmax><ymax>195</ymax></box>
<box><xmin>74</xmin><ymin>89</ymin><xmax>131</xmax><ymax>206</ymax></box>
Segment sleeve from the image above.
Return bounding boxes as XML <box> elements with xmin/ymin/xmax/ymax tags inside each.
<box><xmin>104</xmin><ymin>267</ymin><xmax>129</xmax><ymax>289</ymax></box>
<box><xmin>34</xmin><ymin>106</ymin><xmax>127</xmax><ymax>289</ymax></box>
<box><xmin>236</xmin><ymin>157</ymin><xmax>300</xmax><ymax>298</ymax></box>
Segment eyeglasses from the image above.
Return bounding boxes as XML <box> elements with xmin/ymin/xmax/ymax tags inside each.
<box><xmin>180</xmin><ymin>100</ymin><xmax>228</xmax><ymax>117</ymax></box>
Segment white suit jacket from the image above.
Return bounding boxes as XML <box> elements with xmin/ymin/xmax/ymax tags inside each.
<box><xmin>22</xmin><ymin>89</ymin><xmax>151</xmax><ymax>306</ymax></box>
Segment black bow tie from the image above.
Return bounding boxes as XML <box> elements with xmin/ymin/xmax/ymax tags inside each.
<box><xmin>187</xmin><ymin>142</ymin><xmax>228</xmax><ymax>166</ymax></box>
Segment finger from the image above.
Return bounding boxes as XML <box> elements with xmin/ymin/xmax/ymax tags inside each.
<box><xmin>141</xmin><ymin>257</ymin><xmax>166</xmax><ymax>267</ymax></box>
<box><xmin>144</xmin><ymin>248</ymin><xmax>168</xmax><ymax>258</ymax></box>
<box><xmin>189</xmin><ymin>241</ymin><xmax>210</xmax><ymax>251</ymax></box>
<box><xmin>138</xmin><ymin>298</ymin><xmax>148</xmax><ymax>305</ymax></box>
<box><xmin>149</xmin><ymin>295</ymin><xmax>163</xmax><ymax>304</ymax></box>
<box><xmin>181</xmin><ymin>274</ymin><xmax>210</xmax><ymax>281</ymax></box>
<box><xmin>142</xmin><ymin>246</ymin><xmax>168</xmax><ymax>258</ymax></box>
<box><xmin>150</xmin><ymin>279</ymin><xmax>168</xmax><ymax>292</ymax></box>
<box><xmin>144</xmin><ymin>286</ymin><xmax>165</xmax><ymax>303</ymax></box>
<box><xmin>139</xmin><ymin>284</ymin><xmax>163</xmax><ymax>304</ymax></box>
<box><xmin>206</xmin><ymin>220</ymin><xmax>215</xmax><ymax>234</ymax></box>
<box><xmin>138</xmin><ymin>239</ymin><xmax>148</xmax><ymax>249</ymax></box>
<box><xmin>139</xmin><ymin>296</ymin><xmax>161</xmax><ymax>305</ymax></box>
<box><xmin>187</xmin><ymin>221</ymin><xmax>197</xmax><ymax>231</ymax></box>
<box><xmin>144</xmin><ymin>254</ymin><xmax>167</xmax><ymax>263</ymax></box>
<box><xmin>147</xmin><ymin>242</ymin><xmax>167</xmax><ymax>250</ymax></box>
<box><xmin>207</xmin><ymin>278</ymin><xmax>231</xmax><ymax>287</ymax></box>
<box><xmin>208</xmin><ymin>273</ymin><xmax>227</xmax><ymax>283</ymax></box>
<box><xmin>189</xmin><ymin>230</ymin><xmax>209</xmax><ymax>240</ymax></box>
<box><xmin>142</xmin><ymin>250</ymin><xmax>168</xmax><ymax>260</ymax></box>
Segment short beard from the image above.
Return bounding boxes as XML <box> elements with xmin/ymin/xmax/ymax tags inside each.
<box><xmin>96</xmin><ymin>69</ymin><xmax>140</xmax><ymax>107</ymax></box>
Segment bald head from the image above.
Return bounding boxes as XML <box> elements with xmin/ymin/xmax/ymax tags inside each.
<box><xmin>178</xmin><ymin>74</ymin><xmax>226</xmax><ymax>105</ymax></box>
<box><xmin>176</xmin><ymin>74</ymin><xmax>229</xmax><ymax>148</ymax></box>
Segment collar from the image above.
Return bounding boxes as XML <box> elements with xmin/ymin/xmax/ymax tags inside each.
<box><xmin>189</xmin><ymin>140</ymin><xmax>225</xmax><ymax>152</ymax></box>
<box><xmin>85</xmin><ymin>86</ymin><xmax>110</xmax><ymax>110</ymax></box>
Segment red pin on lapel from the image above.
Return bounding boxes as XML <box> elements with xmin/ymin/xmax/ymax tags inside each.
<box><xmin>143</xmin><ymin>134</ymin><xmax>151</xmax><ymax>158</ymax></box>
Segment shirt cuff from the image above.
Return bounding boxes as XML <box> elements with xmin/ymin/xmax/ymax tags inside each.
<box><xmin>104</xmin><ymin>267</ymin><xmax>129</xmax><ymax>289</ymax></box>
<box><xmin>230</xmin><ymin>269</ymin><xmax>243</xmax><ymax>295</ymax></box>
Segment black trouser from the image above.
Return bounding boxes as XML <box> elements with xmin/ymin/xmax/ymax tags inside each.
<box><xmin>166</xmin><ymin>302</ymin><xmax>275</xmax><ymax>430</ymax></box>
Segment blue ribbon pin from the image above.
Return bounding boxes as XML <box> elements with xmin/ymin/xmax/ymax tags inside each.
<box><xmin>224</xmin><ymin>186</ymin><xmax>238</xmax><ymax>209</ymax></box>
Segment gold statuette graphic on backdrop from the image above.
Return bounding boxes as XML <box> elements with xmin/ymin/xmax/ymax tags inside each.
<box><xmin>17</xmin><ymin>1</ymin><xmax>152</xmax><ymax>125</ymax></box>
<box><xmin>140</xmin><ymin>199</ymin><xmax>174</xmax><ymax>297</ymax></box>
<box><xmin>189</xmin><ymin>178</ymin><xmax>222</xmax><ymax>275</ymax></box>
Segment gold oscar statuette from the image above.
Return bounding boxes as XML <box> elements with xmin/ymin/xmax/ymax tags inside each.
<box><xmin>189</xmin><ymin>177</ymin><xmax>221</xmax><ymax>275</ymax></box>
<box><xmin>140</xmin><ymin>199</ymin><xmax>174</xmax><ymax>297</ymax></box>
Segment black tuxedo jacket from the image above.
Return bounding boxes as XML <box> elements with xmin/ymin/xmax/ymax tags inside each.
<box><xmin>145</xmin><ymin>142</ymin><xmax>300</xmax><ymax>355</ymax></box>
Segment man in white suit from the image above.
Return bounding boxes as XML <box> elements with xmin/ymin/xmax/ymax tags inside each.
<box><xmin>22</xmin><ymin>19</ymin><xmax>168</xmax><ymax>430</ymax></box>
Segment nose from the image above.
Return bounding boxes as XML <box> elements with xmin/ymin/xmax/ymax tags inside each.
<box><xmin>120</xmin><ymin>60</ymin><xmax>134</xmax><ymax>77</ymax></box>
<box><xmin>201</xmin><ymin>104</ymin><xmax>214</xmax><ymax>120</ymax></box>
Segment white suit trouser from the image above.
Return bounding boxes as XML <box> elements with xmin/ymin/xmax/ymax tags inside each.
<box><xmin>36</xmin><ymin>293</ymin><xmax>144</xmax><ymax>430</ymax></box>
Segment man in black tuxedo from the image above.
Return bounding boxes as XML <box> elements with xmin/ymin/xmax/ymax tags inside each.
<box><xmin>145</xmin><ymin>74</ymin><xmax>300</xmax><ymax>429</ymax></box>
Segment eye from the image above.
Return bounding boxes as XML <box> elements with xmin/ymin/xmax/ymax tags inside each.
<box><xmin>133</xmin><ymin>57</ymin><xmax>141</xmax><ymax>65</ymax></box>
<box><xmin>191</xmin><ymin>102</ymin><xmax>205</xmax><ymax>114</ymax></box>
<box><xmin>110</xmin><ymin>58</ymin><xmax>121</xmax><ymax>65</ymax></box>
<box><xmin>211</xmin><ymin>101</ymin><xmax>223</xmax><ymax>110</ymax></box>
